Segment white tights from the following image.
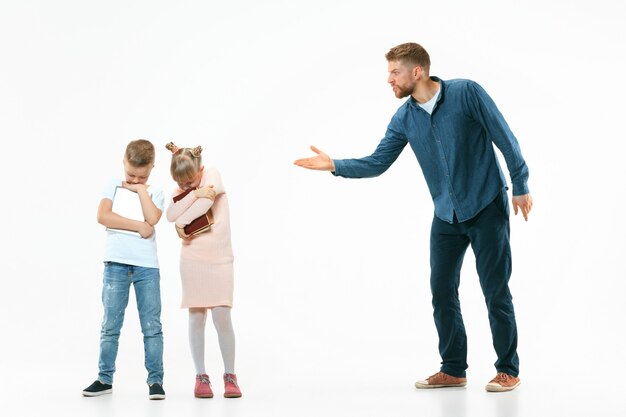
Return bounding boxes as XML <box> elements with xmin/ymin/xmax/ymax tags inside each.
<box><xmin>188</xmin><ymin>307</ymin><xmax>236</xmax><ymax>375</ymax></box>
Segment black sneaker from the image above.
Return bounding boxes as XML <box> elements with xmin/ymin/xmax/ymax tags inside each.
<box><xmin>82</xmin><ymin>380</ymin><xmax>112</xmax><ymax>397</ymax></box>
<box><xmin>149</xmin><ymin>383</ymin><xmax>166</xmax><ymax>400</ymax></box>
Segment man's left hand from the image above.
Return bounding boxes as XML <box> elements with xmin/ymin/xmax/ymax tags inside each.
<box><xmin>512</xmin><ymin>193</ymin><xmax>533</xmax><ymax>221</ymax></box>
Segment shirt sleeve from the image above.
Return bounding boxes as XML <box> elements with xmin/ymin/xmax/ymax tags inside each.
<box><xmin>332</xmin><ymin>117</ymin><xmax>408</xmax><ymax>178</ymax></box>
<box><xmin>466</xmin><ymin>82</ymin><xmax>530</xmax><ymax>196</ymax></box>
<box><xmin>102</xmin><ymin>179</ymin><xmax>122</xmax><ymax>201</ymax></box>
<box><xmin>151</xmin><ymin>186</ymin><xmax>165</xmax><ymax>211</ymax></box>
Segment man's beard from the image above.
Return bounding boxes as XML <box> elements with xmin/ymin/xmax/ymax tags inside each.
<box><xmin>394</xmin><ymin>84</ymin><xmax>413</xmax><ymax>99</ymax></box>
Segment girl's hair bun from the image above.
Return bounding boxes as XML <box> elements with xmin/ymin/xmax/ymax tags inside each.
<box><xmin>191</xmin><ymin>146</ymin><xmax>203</xmax><ymax>158</ymax></box>
<box><xmin>165</xmin><ymin>141</ymin><xmax>180</xmax><ymax>154</ymax></box>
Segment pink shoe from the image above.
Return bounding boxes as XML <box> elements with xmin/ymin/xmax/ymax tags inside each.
<box><xmin>194</xmin><ymin>374</ymin><xmax>213</xmax><ymax>398</ymax></box>
<box><xmin>223</xmin><ymin>373</ymin><xmax>242</xmax><ymax>398</ymax></box>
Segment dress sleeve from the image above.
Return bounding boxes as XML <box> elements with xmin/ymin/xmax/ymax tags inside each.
<box><xmin>167</xmin><ymin>168</ymin><xmax>225</xmax><ymax>226</ymax></box>
<box><xmin>166</xmin><ymin>189</ymin><xmax>196</xmax><ymax>223</ymax></box>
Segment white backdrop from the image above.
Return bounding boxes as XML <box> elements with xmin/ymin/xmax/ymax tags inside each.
<box><xmin>1</xmin><ymin>1</ymin><xmax>625</xmax><ymax>416</ymax></box>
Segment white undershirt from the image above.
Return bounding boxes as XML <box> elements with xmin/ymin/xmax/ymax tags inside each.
<box><xmin>417</xmin><ymin>87</ymin><xmax>440</xmax><ymax>115</ymax></box>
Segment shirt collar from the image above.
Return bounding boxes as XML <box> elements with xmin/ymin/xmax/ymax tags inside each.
<box><xmin>408</xmin><ymin>76</ymin><xmax>445</xmax><ymax>109</ymax></box>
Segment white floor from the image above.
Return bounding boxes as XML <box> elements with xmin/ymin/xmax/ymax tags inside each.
<box><xmin>5</xmin><ymin>370</ymin><xmax>624</xmax><ymax>417</ymax></box>
<box><xmin>5</xmin><ymin>308</ymin><xmax>626</xmax><ymax>417</ymax></box>
<box><xmin>4</xmin><ymin>227</ymin><xmax>625</xmax><ymax>417</ymax></box>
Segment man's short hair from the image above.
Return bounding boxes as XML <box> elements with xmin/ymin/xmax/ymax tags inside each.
<box><xmin>385</xmin><ymin>43</ymin><xmax>431</xmax><ymax>73</ymax></box>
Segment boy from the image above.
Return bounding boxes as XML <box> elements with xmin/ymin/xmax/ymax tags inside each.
<box><xmin>82</xmin><ymin>139</ymin><xmax>166</xmax><ymax>400</ymax></box>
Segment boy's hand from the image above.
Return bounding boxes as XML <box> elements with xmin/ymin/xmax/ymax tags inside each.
<box><xmin>123</xmin><ymin>182</ymin><xmax>147</xmax><ymax>193</ymax></box>
<box><xmin>193</xmin><ymin>185</ymin><xmax>216</xmax><ymax>200</ymax></box>
<box><xmin>138</xmin><ymin>221</ymin><xmax>154</xmax><ymax>238</ymax></box>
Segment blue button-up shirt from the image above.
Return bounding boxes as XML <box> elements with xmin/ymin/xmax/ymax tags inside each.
<box><xmin>332</xmin><ymin>77</ymin><xmax>529</xmax><ymax>223</ymax></box>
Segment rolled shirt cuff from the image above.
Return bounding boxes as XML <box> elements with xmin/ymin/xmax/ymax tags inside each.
<box><xmin>331</xmin><ymin>159</ymin><xmax>342</xmax><ymax>176</ymax></box>
<box><xmin>512</xmin><ymin>181</ymin><xmax>530</xmax><ymax>196</ymax></box>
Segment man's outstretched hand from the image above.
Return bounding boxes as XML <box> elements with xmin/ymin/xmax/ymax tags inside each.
<box><xmin>294</xmin><ymin>146</ymin><xmax>335</xmax><ymax>171</ymax></box>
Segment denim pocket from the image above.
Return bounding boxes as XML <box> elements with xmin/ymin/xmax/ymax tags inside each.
<box><xmin>493</xmin><ymin>189</ymin><xmax>510</xmax><ymax>218</ymax></box>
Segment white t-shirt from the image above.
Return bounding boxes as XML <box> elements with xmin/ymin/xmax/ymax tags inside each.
<box><xmin>102</xmin><ymin>178</ymin><xmax>164</xmax><ymax>268</ymax></box>
<box><xmin>418</xmin><ymin>86</ymin><xmax>441</xmax><ymax>115</ymax></box>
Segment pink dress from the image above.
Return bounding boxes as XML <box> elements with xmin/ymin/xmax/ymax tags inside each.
<box><xmin>166</xmin><ymin>168</ymin><xmax>234</xmax><ymax>308</ymax></box>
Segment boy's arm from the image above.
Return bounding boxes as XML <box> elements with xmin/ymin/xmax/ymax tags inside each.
<box><xmin>97</xmin><ymin>198</ymin><xmax>154</xmax><ymax>237</ymax></box>
<box><xmin>123</xmin><ymin>183</ymin><xmax>162</xmax><ymax>226</ymax></box>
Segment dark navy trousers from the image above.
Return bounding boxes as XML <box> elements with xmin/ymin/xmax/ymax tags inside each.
<box><xmin>430</xmin><ymin>189</ymin><xmax>519</xmax><ymax>378</ymax></box>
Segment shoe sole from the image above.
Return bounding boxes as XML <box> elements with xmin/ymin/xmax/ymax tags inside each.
<box><xmin>485</xmin><ymin>381</ymin><xmax>521</xmax><ymax>392</ymax></box>
<box><xmin>224</xmin><ymin>393</ymin><xmax>242</xmax><ymax>398</ymax></box>
<box><xmin>195</xmin><ymin>393</ymin><xmax>214</xmax><ymax>398</ymax></box>
<box><xmin>415</xmin><ymin>381</ymin><xmax>467</xmax><ymax>389</ymax></box>
<box><xmin>149</xmin><ymin>394</ymin><xmax>166</xmax><ymax>400</ymax></box>
<box><xmin>82</xmin><ymin>389</ymin><xmax>112</xmax><ymax>397</ymax></box>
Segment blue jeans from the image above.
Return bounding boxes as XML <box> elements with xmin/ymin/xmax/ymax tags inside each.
<box><xmin>98</xmin><ymin>262</ymin><xmax>164</xmax><ymax>385</ymax></box>
<box><xmin>430</xmin><ymin>189</ymin><xmax>519</xmax><ymax>378</ymax></box>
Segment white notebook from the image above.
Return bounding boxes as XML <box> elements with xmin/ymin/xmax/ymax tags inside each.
<box><xmin>106</xmin><ymin>186</ymin><xmax>146</xmax><ymax>236</ymax></box>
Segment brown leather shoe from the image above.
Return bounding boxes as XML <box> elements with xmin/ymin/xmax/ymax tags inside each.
<box><xmin>485</xmin><ymin>372</ymin><xmax>520</xmax><ymax>392</ymax></box>
<box><xmin>415</xmin><ymin>371</ymin><xmax>467</xmax><ymax>389</ymax></box>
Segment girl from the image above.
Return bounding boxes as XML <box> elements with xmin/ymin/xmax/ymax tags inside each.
<box><xmin>165</xmin><ymin>142</ymin><xmax>241</xmax><ymax>398</ymax></box>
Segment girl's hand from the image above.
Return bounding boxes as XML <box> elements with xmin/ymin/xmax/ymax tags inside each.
<box><xmin>123</xmin><ymin>182</ymin><xmax>147</xmax><ymax>193</ymax></box>
<box><xmin>138</xmin><ymin>221</ymin><xmax>154</xmax><ymax>238</ymax></box>
<box><xmin>193</xmin><ymin>185</ymin><xmax>216</xmax><ymax>200</ymax></box>
<box><xmin>175</xmin><ymin>224</ymin><xmax>194</xmax><ymax>240</ymax></box>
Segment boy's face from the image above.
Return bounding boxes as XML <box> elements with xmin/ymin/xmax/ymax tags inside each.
<box><xmin>123</xmin><ymin>159</ymin><xmax>153</xmax><ymax>184</ymax></box>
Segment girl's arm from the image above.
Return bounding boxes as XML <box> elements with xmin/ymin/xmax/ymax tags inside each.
<box><xmin>166</xmin><ymin>190</ymin><xmax>196</xmax><ymax>223</ymax></box>
<box><xmin>174</xmin><ymin>168</ymin><xmax>225</xmax><ymax>226</ymax></box>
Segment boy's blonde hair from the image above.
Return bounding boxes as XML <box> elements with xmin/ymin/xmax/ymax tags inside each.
<box><xmin>125</xmin><ymin>139</ymin><xmax>155</xmax><ymax>167</ymax></box>
<box><xmin>165</xmin><ymin>142</ymin><xmax>203</xmax><ymax>184</ymax></box>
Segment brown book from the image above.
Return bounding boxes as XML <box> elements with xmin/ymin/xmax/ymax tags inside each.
<box><xmin>173</xmin><ymin>188</ymin><xmax>214</xmax><ymax>236</ymax></box>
